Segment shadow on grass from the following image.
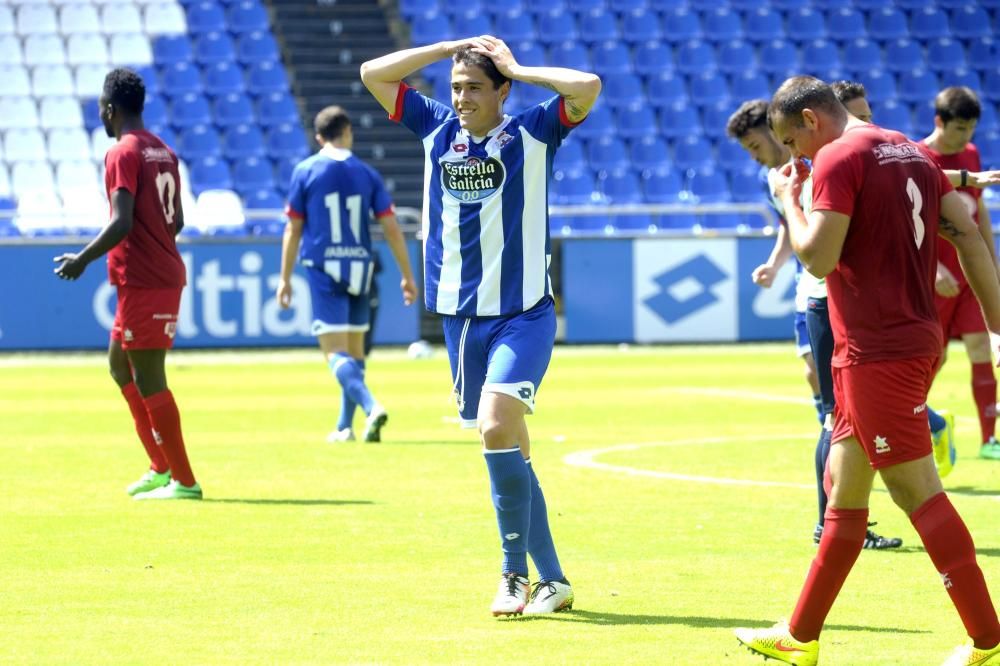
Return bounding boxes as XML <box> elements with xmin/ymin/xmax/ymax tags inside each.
<box><xmin>515</xmin><ymin>610</ymin><xmax>926</xmax><ymax>633</ymax></box>
<box><xmin>947</xmin><ymin>486</ymin><xmax>1000</xmax><ymax>498</ymax></box>
<box><xmin>202</xmin><ymin>498</ymin><xmax>374</xmax><ymax>506</ymax></box>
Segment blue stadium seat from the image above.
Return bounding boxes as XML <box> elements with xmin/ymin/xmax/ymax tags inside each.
<box><xmin>983</xmin><ymin>70</ymin><xmax>1000</xmax><ymax>102</ymax></box>
<box><xmin>189</xmin><ymin>156</ymin><xmax>232</xmax><ymax>194</ymax></box>
<box><xmin>825</xmin><ymin>7</ymin><xmax>865</xmax><ymax>43</ymax></box>
<box><xmin>590</xmin><ymin>41</ymin><xmax>633</xmax><ymax>77</ymax></box>
<box><xmin>186</xmin><ymin>1</ymin><xmax>227</xmax><ymax>34</ymax></box>
<box><xmin>132</xmin><ymin>65</ymin><xmax>161</xmax><ymax>97</ymax></box>
<box><xmin>885</xmin><ymin>39</ymin><xmax>926</xmax><ymax>74</ymax></box>
<box><xmin>967</xmin><ymin>37</ymin><xmax>1000</xmax><ymax>72</ymax></box>
<box><xmin>716</xmin><ymin>139</ymin><xmax>755</xmax><ymax>174</ymax></box>
<box><xmin>440</xmin><ymin>0</ymin><xmax>481</xmax><ymax>17</ymax></box>
<box><xmin>979</xmin><ymin>131</ymin><xmax>1000</xmax><ymax>168</ymax></box>
<box><xmin>852</xmin><ymin>0</ymin><xmax>892</xmax><ymax>9</ymax></box>
<box><xmin>494</xmin><ymin>10</ymin><xmax>535</xmax><ymax>43</ymax></box>
<box><xmin>553</xmin><ymin>139</ymin><xmax>585</xmax><ymax>173</ymax></box>
<box><xmin>641</xmin><ymin>166</ymin><xmax>683</xmax><ymax>203</ymax></box>
<box><xmin>214</xmin><ymin>92</ymin><xmax>255</xmax><ymax>125</ymax></box>
<box><xmin>689</xmin><ymin>71</ymin><xmax>729</xmax><ymax>108</ymax></box>
<box><xmin>572</xmin><ymin>103</ymin><xmax>612</xmax><ymax>141</ymax></box>
<box><xmin>267</xmin><ymin>123</ymin><xmax>309</xmax><ymax>159</ymax></box>
<box><xmin>868</xmin><ymin>8</ymin><xmax>909</xmax><ymax>41</ymax></box>
<box><xmin>898</xmin><ymin>69</ymin><xmax>940</xmax><ymax>105</ymax></box>
<box><xmin>549</xmin><ymin>40</ymin><xmax>591</xmax><ymax>71</ymax></box>
<box><xmin>910</xmin><ymin>7</ymin><xmax>950</xmax><ymax>41</ymax></box>
<box><xmin>598</xmin><ymin>167</ymin><xmax>643</xmax><ymax>204</ymax></box>
<box><xmin>223</xmin><ymin>123</ymin><xmax>266</xmax><ymax>158</ymax></box>
<box><xmin>246</xmin><ymin>62</ymin><xmax>289</xmax><ymax>94</ymax></box>
<box><xmin>802</xmin><ymin>39</ymin><xmax>841</xmax><ymax>75</ymax></box>
<box><xmin>587</xmin><ymin>136</ymin><xmax>629</xmax><ymax>172</ymax></box>
<box><xmin>177</xmin><ymin>124</ymin><xmax>221</xmax><ymax>160</ymax></box>
<box><xmin>872</xmin><ymin>100</ymin><xmax>912</xmax><ymax>135</ymax></box>
<box><xmin>951</xmin><ymin>6</ymin><xmax>992</xmax><ymax>40</ymax></box>
<box><xmin>194</xmin><ymin>31</ymin><xmax>237</xmax><ymax>65</ymax></box>
<box><xmin>717</xmin><ymin>40</ymin><xmax>757</xmax><ymax>75</ymax></box>
<box><xmin>701</xmin><ymin>101</ymin><xmax>739</xmax><ymax>141</ymax></box>
<box><xmin>452</xmin><ymin>10</ymin><xmax>490</xmax><ymax>36</ymax></box>
<box><xmin>203</xmin><ymin>61</ymin><xmax>245</xmax><ymax>95</ymax></box>
<box><xmin>620</xmin><ymin>9</ymin><xmax>662</xmax><ymax>45</ymax></box>
<box><xmin>645</xmin><ymin>69</ymin><xmax>686</xmax><ymax>110</ymax></box>
<box><xmin>939</xmin><ymin>68</ymin><xmax>981</xmax><ymax>93</ymax></box>
<box><xmin>758</xmin><ymin>40</ymin><xmax>799</xmax><ymax>78</ymax></box>
<box><xmin>155</xmin><ymin>126</ymin><xmax>177</xmax><ymax>150</ymax></box>
<box><xmin>144</xmin><ymin>96</ymin><xmax>169</xmax><ymax>128</ymax></box>
<box><xmin>244</xmin><ymin>187</ymin><xmax>285</xmax><ymax>235</ymax></box>
<box><xmin>81</xmin><ymin>97</ymin><xmax>101</xmax><ymax>132</ymax></box>
<box><xmin>730</xmin><ymin>71</ymin><xmax>770</xmax><ymax>101</ymax></box>
<box><xmin>519</xmin><ymin>83</ymin><xmax>554</xmax><ymax>107</ymax></box>
<box><xmin>659</xmin><ymin>101</ymin><xmax>702</xmax><ymax>139</ymax></box>
<box><xmin>702</xmin><ymin>8</ymin><xmax>742</xmax><ymax>43</ymax></box>
<box><xmin>743</xmin><ymin>8</ymin><xmax>784</xmax><ymax>43</ymax></box>
<box><xmin>534</xmin><ymin>8</ymin><xmax>578</xmax><ymax>46</ymax></box>
<box><xmin>512</xmin><ymin>40</ymin><xmax>545</xmax><ymax>68</ymax></box>
<box><xmin>675</xmin><ymin>40</ymin><xmax>716</xmax><ymax>74</ymax></box>
<box><xmin>689</xmin><ymin>167</ymin><xmax>734</xmax><ymax>214</ymax></box>
<box><xmin>161</xmin><ymin>61</ymin><xmax>203</xmax><ymax>96</ymax></box>
<box><xmin>842</xmin><ymin>39</ymin><xmax>884</xmax><ymax>77</ymax></box>
<box><xmin>630</xmin><ymin>135</ymin><xmax>669</xmax><ymax>171</ymax></box>
<box><xmin>857</xmin><ymin>70</ymin><xmax>897</xmax><ymax>105</ymax></box>
<box><xmin>257</xmin><ymin>92</ymin><xmax>298</xmax><ymax>128</ymax></box>
<box><xmin>912</xmin><ymin>101</ymin><xmax>936</xmax><ymax>136</ymax></box>
<box><xmin>617</xmin><ymin>103</ymin><xmax>658</xmax><ymax>140</ymax></box>
<box><xmin>231</xmin><ymin>155</ymin><xmax>274</xmax><ymax>196</ymax></box>
<box><xmin>228</xmin><ymin>0</ymin><xmax>269</xmax><ymax>34</ymax></box>
<box><xmin>658</xmin><ymin>8</ymin><xmax>702</xmax><ymax>44</ymax></box>
<box><xmin>610</xmin><ymin>0</ymin><xmax>645</xmax><ymax>12</ymax></box>
<box><xmin>551</xmin><ymin>168</ymin><xmax>594</xmax><ymax>205</ymax></box>
<box><xmin>153</xmin><ymin>35</ymin><xmax>193</xmax><ymax>64</ymax></box>
<box><xmin>399</xmin><ymin>0</ymin><xmax>437</xmax><ymax>19</ymax></box>
<box><xmin>577</xmin><ymin>9</ymin><xmax>618</xmax><ymax>44</ymax></box>
<box><xmin>237</xmin><ymin>31</ymin><xmax>279</xmax><ymax>65</ymax></box>
<box><xmin>409</xmin><ymin>12</ymin><xmax>450</xmax><ymax>46</ymax></box>
<box><xmin>673</xmin><ymin>135</ymin><xmax>713</xmax><ymax>172</ymax></box>
<box><xmin>170</xmin><ymin>92</ymin><xmax>213</xmax><ymax>127</ymax></box>
<box><xmin>728</xmin><ymin>166</ymin><xmax>764</xmax><ymax>203</ymax></box>
<box><xmin>977</xmin><ymin>102</ymin><xmax>998</xmax><ymax>134</ymax></box>
<box><xmin>632</xmin><ymin>41</ymin><xmax>670</xmax><ymax>78</ymax></box>
<box><xmin>786</xmin><ymin>8</ymin><xmax>826</xmax><ymax>43</ymax></box>
<box><xmin>603</xmin><ymin>73</ymin><xmax>644</xmax><ymax>110</ymax></box>
<box><xmin>565</xmin><ymin>0</ymin><xmax>603</xmax><ymax>14</ymax></box>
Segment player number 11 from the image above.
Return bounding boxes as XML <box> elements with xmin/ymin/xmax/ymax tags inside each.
<box><xmin>906</xmin><ymin>177</ymin><xmax>925</xmax><ymax>249</ymax></box>
<box><xmin>325</xmin><ymin>192</ymin><xmax>362</xmax><ymax>244</ymax></box>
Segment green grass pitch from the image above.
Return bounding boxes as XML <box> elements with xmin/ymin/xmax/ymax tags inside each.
<box><xmin>1</xmin><ymin>343</ymin><xmax>997</xmax><ymax>665</ymax></box>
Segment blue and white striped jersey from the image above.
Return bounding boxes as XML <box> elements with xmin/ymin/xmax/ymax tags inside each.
<box><xmin>286</xmin><ymin>145</ymin><xmax>394</xmax><ymax>295</ymax></box>
<box><xmin>391</xmin><ymin>83</ymin><xmax>580</xmax><ymax>317</ymax></box>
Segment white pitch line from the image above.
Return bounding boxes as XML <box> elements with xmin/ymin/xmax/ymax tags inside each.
<box><xmin>658</xmin><ymin>386</ymin><xmax>814</xmax><ymax>406</ymax></box>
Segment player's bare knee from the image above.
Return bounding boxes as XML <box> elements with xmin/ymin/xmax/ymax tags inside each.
<box><xmin>108</xmin><ymin>363</ymin><xmax>131</xmax><ymax>388</ymax></box>
<box><xmin>881</xmin><ymin>466</ymin><xmax>942</xmax><ymax>515</ymax></box>
<box><xmin>479</xmin><ymin>417</ymin><xmax>519</xmax><ymax>450</ymax></box>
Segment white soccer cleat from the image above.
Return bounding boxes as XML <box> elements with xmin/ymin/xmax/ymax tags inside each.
<box><xmin>524</xmin><ymin>578</ymin><xmax>574</xmax><ymax>614</ymax></box>
<box><xmin>491</xmin><ymin>573</ymin><xmax>530</xmax><ymax>617</ymax></box>
<box><xmin>326</xmin><ymin>428</ymin><xmax>356</xmax><ymax>443</ymax></box>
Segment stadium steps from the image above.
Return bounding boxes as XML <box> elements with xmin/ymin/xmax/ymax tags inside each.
<box><xmin>265</xmin><ymin>0</ymin><xmax>425</xmax><ymax>209</ymax></box>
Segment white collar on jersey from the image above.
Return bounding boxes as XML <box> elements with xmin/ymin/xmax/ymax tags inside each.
<box><xmin>460</xmin><ymin>115</ymin><xmax>513</xmax><ymax>144</ymax></box>
<box><xmin>319</xmin><ymin>145</ymin><xmax>352</xmax><ymax>161</ymax></box>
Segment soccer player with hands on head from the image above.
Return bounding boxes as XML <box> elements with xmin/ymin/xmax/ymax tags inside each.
<box><xmin>361</xmin><ymin>34</ymin><xmax>600</xmax><ymax>617</ymax></box>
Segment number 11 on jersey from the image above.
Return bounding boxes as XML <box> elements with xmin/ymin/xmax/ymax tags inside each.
<box><xmin>324</xmin><ymin>192</ymin><xmax>362</xmax><ymax>245</ymax></box>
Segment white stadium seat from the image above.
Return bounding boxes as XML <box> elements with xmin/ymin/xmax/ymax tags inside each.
<box><xmin>74</xmin><ymin>63</ymin><xmax>107</xmax><ymax>97</ymax></box>
<box><xmin>56</xmin><ymin>159</ymin><xmax>99</xmax><ymax>191</ymax></box>
<box><xmin>47</xmin><ymin>127</ymin><xmax>92</xmax><ymax>161</ymax></box>
<box><xmin>109</xmin><ymin>33</ymin><xmax>152</xmax><ymax>66</ymax></box>
<box><xmin>66</xmin><ymin>33</ymin><xmax>108</xmax><ymax>66</ymax></box>
<box><xmin>31</xmin><ymin>64</ymin><xmax>75</xmax><ymax>97</ymax></box>
<box><xmin>0</xmin><ymin>35</ymin><xmax>24</xmax><ymax>65</ymax></box>
<box><xmin>0</xmin><ymin>96</ymin><xmax>39</xmax><ymax>130</ymax></box>
<box><xmin>39</xmin><ymin>96</ymin><xmax>84</xmax><ymax>130</ymax></box>
<box><xmin>23</xmin><ymin>34</ymin><xmax>67</xmax><ymax>66</ymax></box>
<box><xmin>144</xmin><ymin>3</ymin><xmax>187</xmax><ymax>35</ymax></box>
<box><xmin>11</xmin><ymin>161</ymin><xmax>55</xmax><ymax>198</ymax></box>
<box><xmin>90</xmin><ymin>126</ymin><xmax>115</xmax><ymax>161</ymax></box>
<box><xmin>16</xmin><ymin>5</ymin><xmax>58</xmax><ymax>36</ymax></box>
<box><xmin>0</xmin><ymin>64</ymin><xmax>31</xmax><ymax>96</ymax></box>
<box><xmin>100</xmin><ymin>4</ymin><xmax>143</xmax><ymax>34</ymax></box>
<box><xmin>2</xmin><ymin>127</ymin><xmax>47</xmax><ymax>161</ymax></box>
<box><xmin>0</xmin><ymin>6</ymin><xmax>15</xmax><ymax>35</ymax></box>
<box><xmin>192</xmin><ymin>189</ymin><xmax>245</xmax><ymax>232</ymax></box>
<box><xmin>0</xmin><ymin>163</ymin><xmax>11</xmax><ymax>197</ymax></box>
<box><xmin>60</xmin><ymin>186</ymin><xmax>107</xmax><ymax>230</ymax></box>
<box><xmin>15</xmin><ymin>188</ymin><xmax>66</xmax><ymax>235</ymax></box>
<box><xmin>59</xmin><ymin>4</ymin><xmax>101</xmax><ymax>35</ymax></box>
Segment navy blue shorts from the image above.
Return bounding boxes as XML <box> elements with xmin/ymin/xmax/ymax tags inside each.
<box><xmin>442</xmin><ymin>297</ymin><xmax>556</xmax><ymax>428</ymax></box>
<box><xmin>305</xmin><ymin>265</ymin><xmax>371</xmax><ymax>335</ymax></box>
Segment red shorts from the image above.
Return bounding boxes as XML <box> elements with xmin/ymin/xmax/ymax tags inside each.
<box><xmin>110</xmin><ymin>286</ymin><xmax>182</xmax><ymax>350</ymax></box>
<box><xmin>831</xmin><ymin>356</ymin><xmax>937</xmax><ymax>469</ymax></box>
<box><xmin>935</xmin><ymin>285</ymin><xmax>987</xmax><ymax>340</ymax></box>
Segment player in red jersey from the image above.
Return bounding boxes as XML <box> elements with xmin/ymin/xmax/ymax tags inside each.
<box><xmin>921</xmin><ymin>87</ymin><xmax>1000</xmax><ymax>465</ymax></box>
<box><xmin>54</xmin><ymin>68</ymin><xmax>201</xmax><ymax>500</ymax></box>
<box><xmin>735</xmin><ymin>77</ymin><xmax>1000</xmax><ymax>666</ymax></box>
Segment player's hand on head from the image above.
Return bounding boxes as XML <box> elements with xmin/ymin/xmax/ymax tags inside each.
<box><xmin>276</xmin><ymin>279</ymin><xmax>293</xmax><ymax>309</ymax></box>
<box><xmin>53</xmin><ymin>253</ymin><xmax>86</xmax><ymax>280</ymax></box>
<box><xmin>470</xmin><ymin>35</ymin><xmax>518</xmax><ymax>78</ymax></box>
<box><xmin>445</xmin><ymin>36</ymin><xmax>491</xmax><ymax>56</ymax></box>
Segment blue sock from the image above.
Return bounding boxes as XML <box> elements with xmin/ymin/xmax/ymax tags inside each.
<box><xmin>928</xmin><ymin>406</ymin><xmax>946</xmax><ymax>433</ymax></box>
<box><xmin>814</xmin><ymin>428</ymin><xmax>832</xmax><ymax>527</ymax></box>
<box><xmin>813</xmin><ymin>394</ymin><xmax>823</xmax><ymax>424</ymax></box>
<box><xmin>484</xmin><ymin>447</ymin><xmax>531</xmax><ymax>576</ymax></box>
<box><xmin>330</xmin><ymin>353</ymin><xmax>376</xmax><ymax>415</ymax></box>
<box><xmin>336</xmin><ymin>360</ymin><xmax>362</xmax><ymax>431</ymax></box>
<box><xmin>525</xmin><ymin>460</ymin><xmax>564</xmax><ymax>582</ymax></box>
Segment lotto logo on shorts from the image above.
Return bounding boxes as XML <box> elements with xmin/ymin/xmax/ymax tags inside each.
<box><xmin>164</xmin><ymin>322</ymin><xmax>177</xmax><ymax>339</ymax></box>
<box><xmin>518</xmin><ymin>387</ymin><xmax>532</xmax><ymax>400</ymax></box>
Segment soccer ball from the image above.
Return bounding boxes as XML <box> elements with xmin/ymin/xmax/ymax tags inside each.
<box><xmin>407</xmin><ymin>340</ymin><xmax>433</xmax><ymax>359</ymax></box>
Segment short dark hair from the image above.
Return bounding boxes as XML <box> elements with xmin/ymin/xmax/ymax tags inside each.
<box><xmin>452</xmin><ymin>46</ymin><xmax>511</xmax><ymax>90</ymax></box>
<box><xmin>726</xmin><ymin>99</ymin><xmax>769</xmax><ymax>139</ymax></box>
<box><xmin>831</xmin><ymin>80</ymin><xmax>866</xmax><ymax>105</ymax></box>
<box><xmin>768</xmin><ymin>76</ymin><xmax>846</xmax><ymax>129</ymax></box>
<box><xmin>102</xmin><ymin>68</ymin><xmax>145</xmax><ymax>115</ymax></box>
<box><xmin>314</xmin><ymin>105</ymin><xmax>350</xmax><ymax>141</ymax></box>
<box><xmin>935</xmin><ymin>86</ymin><xmax>981</xmax><ymax>124</ymax></box>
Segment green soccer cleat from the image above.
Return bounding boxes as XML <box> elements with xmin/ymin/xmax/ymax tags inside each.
<box><xmin>941</xmin><ymin>640</ymin><xmax>1000</xmax><ymax>665</ymax></box>
<box><xmin>363</xmin><ymin>406</ymin><xmax>388</xmax><ymax>443</ymax></box>
<box><xmin>133</xmin><ymin>479</ymin><xmax>202</xmax><ymax>500</ymax></box>
<box><xmin>932</xmin><ymin>410</ymin><xmax>957</xmax><ymax>478</ymax></box>
<box><xmin>979</xmin><ymin>437</ymin><xmax>1000</xmax><ymax>461</ymax></box>
<box><xmin>735</xmin><ymin>622</ymin><xmax>819</xmax><ymax>666</ymax></box>
<box><xmin>126</xmin><ymin>469</ymin><xmax>171</xmax><ymax>497</ymax></box>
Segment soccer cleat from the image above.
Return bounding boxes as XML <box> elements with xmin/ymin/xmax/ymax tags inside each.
<box><xmin>863</xmin><ymin>522</ymin><xmax>902</xmax><ymax>550</ymax></box>
<box><xmin>932</xmin><ymin>410</ymin><xmax>957</xmax><ymax>478</ymax></box>
<box><xmin>735</xmin><ymin>622</ymin><xmax>819</xmax><ymax>666</ymax></box>
<box><xmin>980</xmin><ymin>437</ymin><xmax>1000</xmax><ymax>461</ymax></box>
<box><xmin>133</xmin><ymin>479</ymin><xmax>202</xmax><ymax>500</ymax></box>
<box><xmin>812</xmin><ymin>523</ymin><xmax>823</xmax><ymax>545</ymax></box>
<box><xmin>326</xmin><ymin>428</ymin><xmax>356</xmax><ymax>443</ymax></box>
<box><xmin>362</xmin><ymin>406</ymin><xmax>388</xmax><ymax>443</ymax></box>
<box><xmin>524</xmin><ymin>577</ymin><xmax>574</xmax><ymax>614</ymax></box>
<box><xmin>491</xmin><ymin>572</ymin><xmax>530</xmax><ymax>617</ymax></box>
<box><xmin>126</xmin><ymin>469</ymin><xmax>171</xmax><ymax>496</ymax></box>
<box><xmin>941</xmin><ymin>640</ymin><xmax>1000</xmax><ymax>665</ymax></box>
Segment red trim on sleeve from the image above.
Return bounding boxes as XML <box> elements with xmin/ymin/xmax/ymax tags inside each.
<box><xmin>389</xmin><ymin>82</ymin><xmax>410</xmax><ymax>123</ymax></box>
<box><xmin>558</xmin><ymin>98</ymin><xmax>585</xmax><ymax>128</ymax></box>
<box><xmin>284</xmin><ymin>205</ymin><xmax>303</xmax><ymax>220</ymax></box>
<box><xmin>375</xmin><ymin>204</ymin><xmax>396</xmax><ymax>219</ymax></box>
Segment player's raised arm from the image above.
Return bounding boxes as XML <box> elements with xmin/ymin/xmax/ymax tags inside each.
<box><xmin>772</xmin><ymin>160</ymin><xmax>849</xmax><ymax>278</ymax></box>
<box><xmin>470</xmin><ymin>36</ymin><xmax>601</xmax><ymax>123</ymax></box>
<box><xmin>941</xmin><ymin>190</ymin><xmax>1000</xmax><ymax>336</ymax></box>
<box><xmin>360</xmin><ymin>38</ymin><xmax>490</xmax><ymax>115</ymax></box>
<box><xmin>54</xmin><ymin>188</ymin><xmax>135</xmax><ymax>280</ymax></box>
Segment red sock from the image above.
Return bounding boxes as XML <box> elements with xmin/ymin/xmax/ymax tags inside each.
<box><xmin>971</xmin><ymin>362</ymin><xmax>997</xmax><ymax>443</ymax></box>
<box><xmin>911</xmin><ymin>493</ymin><xmax>1000</xmax><ymax>649</ymax></box>
<box><xmin>122</xmin><ymin>382</ymin><xmax>169</xmax><ymax>473</ymax></box>
<box><xmin>789</xmin><ymin>507</ymin><xmax>868</xmax><ymax>642</ymax></box>
<box><xmin>144</xmin><ymin>389</ymin><xmax>196</xmax><ymax>487</ymax></box>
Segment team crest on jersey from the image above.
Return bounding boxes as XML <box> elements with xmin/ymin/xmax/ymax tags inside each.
<box><xmin>440</xmin><ymin>155</ymin><xmax>506</xmax><ymax>203</ymax></box>
<box><xmin>495</xmin><ymin>130</ymin><xmax>514</xmax><ymax>148</ymax></box>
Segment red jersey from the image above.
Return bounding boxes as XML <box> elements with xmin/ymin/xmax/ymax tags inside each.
<box><xmin>811</xmin><ymin>124</ymin><xmax>952</xmax><ymax>367</ymax></box>
<box><xmin>104</xmin><ymin>130</ymin><xmax>186</xmax><ymax>288</ymax></box>
<box><xmin>919</xmin><ymin>141</ymin><xmax>983</xmax><ymax>288</ymax></box>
